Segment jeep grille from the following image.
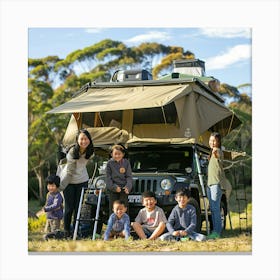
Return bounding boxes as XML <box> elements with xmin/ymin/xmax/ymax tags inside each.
<box><xmin>133</xmin><ymin>178</ymin><xmax>159</xmax><ymax>193</ymax></box>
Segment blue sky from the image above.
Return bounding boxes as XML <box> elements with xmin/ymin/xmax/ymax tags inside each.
<box><xmin>28</xmin><ymin>27</ymin><xmax>251</xmax><ymax>89</ymax></box>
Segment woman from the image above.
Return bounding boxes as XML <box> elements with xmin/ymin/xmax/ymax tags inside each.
<box><xmin>207</xmin><ymin>132</ymin><xmax>226</xmax><ymax>239</ymax></box>
<box><xmin>60</xmin><ymin>129</ymin><xmax>94</xmax><ymax>237</ymax></box>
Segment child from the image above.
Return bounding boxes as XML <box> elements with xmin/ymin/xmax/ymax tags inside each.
<box><xmin>106</xmin><ymin>144</ymin><xmax>132</xmax><ymax>214</ymax></box>
<box><xmin>104</xmin><ymin>200</ymin><xmax>130</xmax><ymax>240</ymax></box>
<box><xmin>160</xmin><ymin>188</ymin><xmax>206</xmax><ymax>241</ymax></box>
<box><xmin>132</xmin><ymin>191</ymin><xmax>167</xmax><ymax>240</ymax></box>
<box><xmin>207</xmin><ymin>132</ymin><xmax>225</xmax><ymax>239</ymax></box>
<box><xmin>43</xmin><ymin>174</ymin><xmax>64</xmax><ymax>233</ymax></box>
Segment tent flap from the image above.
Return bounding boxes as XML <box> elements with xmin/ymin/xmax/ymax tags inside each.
<box><xmin>48</xmin><ymin>84</ymin><xmax>190</xmax><ymax>113</ymax></box>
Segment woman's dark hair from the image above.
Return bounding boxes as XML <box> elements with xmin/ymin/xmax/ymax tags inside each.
<box><xmin>210</xmin><ymin>132</ymin><xmax>222</xmax><ymax>148</ymax></box>
<box><xmin>72</xmin><ymin>129</ymin><xmax>94</xmax><ymax>159</ymax></box>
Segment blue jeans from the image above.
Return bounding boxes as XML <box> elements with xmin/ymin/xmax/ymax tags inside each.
<box><xmin>207</xmin><ymin>184</ymin><xmax>222</xmax><ymax>235</ymax></box>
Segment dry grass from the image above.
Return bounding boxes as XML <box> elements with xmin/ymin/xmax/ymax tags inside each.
<box><xmin>28</xmin><ymin>232</ymin><xmax>251</xmax><ymax>253</ymax></box>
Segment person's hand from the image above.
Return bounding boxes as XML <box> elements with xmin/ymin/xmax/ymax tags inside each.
<box><xmin>172</xmin><ymin>231</ymin><xmax>180</xmax><ymax>237</ymax></box>
<box><xmin>212</xmin><ymin>147</ymin><xmax>218</xmax><ymax>158</ymax></box>
<box><xmin>123</xmin><ymin>187</ymin><xmax>129</xmax><ymax>194</ymax></box>
<box><xmin>115</xmin><ymin>186</ymin><xmax>121</xmax><ymax>192</ymax></box>
<box><xmin>179</xmin><ymin>230</ymin><xmax>187</xmax><ymax>237</ymax></box>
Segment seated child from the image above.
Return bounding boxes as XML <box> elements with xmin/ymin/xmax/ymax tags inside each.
<box><xmin>132</xmin><ymin>191</ymin><xmax>167</xmax><ymax>240</ymax></box>
<box><xmin>160</xmin><ymin>188</ymin><xmax>206</xmax><ymax>241</ymax></box>
<box><xmin>43</xmin><ymin>175</ymin><xmax>64</xmax><ymax>234</ymax></box>
<box><xmin>104</xmin><ymin>200</ymin><xmax>130</xmax><ymax>240</ymax></box>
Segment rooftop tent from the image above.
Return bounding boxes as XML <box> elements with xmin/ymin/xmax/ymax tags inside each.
<box><xmin>48</xmin><ymin>80</ymin><xmax>241</xmax><ymax>146</ymax></box>
<box><xmin>48</xmin><ymin>83</ymin><xmax>191</xmax><ymax>113</ymax></box>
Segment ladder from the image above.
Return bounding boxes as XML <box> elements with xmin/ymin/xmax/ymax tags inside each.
<box><xmin>73</xmin><ymin>187</ymin><xmax>103</xmax><ymax>240</ymax></box>
<box><xmin>233</xmin><ymin>162</ymin><xmax>249</xmax><ymax>232</ymax></box>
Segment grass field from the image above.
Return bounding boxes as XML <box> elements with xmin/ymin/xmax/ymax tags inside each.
<box><xmin>28</xmin><ymin>187</ymin><xmax>252</xmax><ymax>253</ymax></box>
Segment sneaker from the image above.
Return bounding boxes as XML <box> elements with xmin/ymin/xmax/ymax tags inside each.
<box><xmin>207</xmin><ymin>232</ymin><xmax>220</xmax><ymax>240</ymax></box>
<box><xmin>180</xmin><ymin>237</ymin><xmax>190</xmax><ymax>242</ymax></box>
<box><xmin>92</xmin><ymin>233</ymin><xmax>101</xmax><ymax>239</ymax></box>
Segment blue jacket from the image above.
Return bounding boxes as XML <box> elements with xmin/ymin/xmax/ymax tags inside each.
<box><xmin>166</xmin><ymin>204</ymin><xmax>197</xmax><ymax>235</ymax></box>
<box><xmin>44</xmin><ymin>191</ymin><xmax>63</xmax><ymax>220</ymax></box>
<box><xmin>104</xmin><ymin>213</ymin><xmax>130</xmax><ymax>240</ymax></box>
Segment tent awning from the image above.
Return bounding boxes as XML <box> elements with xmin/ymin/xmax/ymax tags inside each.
<box><xmin>48</xmin><ymin>84</ymin><xmax>192</xmax><ymax>113</ymax></box>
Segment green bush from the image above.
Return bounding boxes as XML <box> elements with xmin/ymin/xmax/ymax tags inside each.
<box><xmin>28</xmin><ymin>215</ymin><xmax>46</xmax><ymax>232</ymax></box>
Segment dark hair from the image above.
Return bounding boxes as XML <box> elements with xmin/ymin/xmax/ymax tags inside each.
<box><xmin>113</xmin><ymin>200</ymin><xmax>126</xmax><ymax>207</ymax></box>
<box><xmin>46</xmin><ymin>174</ymin><xmax>60</xmax><ymax>188</ymax></box>
<box><xmin>72</xmin><ymin>129</ymin><xmax>94</xmax><ymax>159</ymax></box>
<box><xmin>175</xmin><ymin>188</ymin><xmax>191</xmax><ymax>198</ymax></box>
<box><xmin>142</xmin><ymin>191</ymin><xmax>156</xmax><ymax>199</ymax></box>
<box><xmin>111</xmin><ymin>144</ymin><xmax>125</xmax><ymax>154</ymax></box>
<box><xmin>210</xmin><ymin>132</ymin><xmax>222</xmax><ymax>148</ymax></box>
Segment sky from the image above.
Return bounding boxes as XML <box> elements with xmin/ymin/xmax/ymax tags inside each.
<box><xmin>28</xmin><ymin>27</ymin><xmax>251</xmax><ymax>89</ymax></box>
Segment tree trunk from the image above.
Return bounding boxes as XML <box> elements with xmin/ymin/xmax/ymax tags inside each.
<box><xmin>34</xmin><ymin>164</ymin><xmax>46</xmax><ymax>203</ymax></box>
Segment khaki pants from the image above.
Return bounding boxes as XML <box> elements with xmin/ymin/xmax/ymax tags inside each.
<box><xmin>44</xmin><ymin>219</ymin><xmax>61</xmax><ymax>233</ymax></box>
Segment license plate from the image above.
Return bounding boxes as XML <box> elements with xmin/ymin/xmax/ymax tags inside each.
<box><xmin>128</xmin><ymin>195</ymin><xmax>142</xmax><ymax>203</ymax></box>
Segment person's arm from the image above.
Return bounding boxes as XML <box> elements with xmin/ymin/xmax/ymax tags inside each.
<box><xmin>123</xmin><ymin>215</ymin><xmax>130</xmax><ymax>240</ymax></box>
<box><xmin>44</xmin><ymin>194</ymin><xmax>63</xmax><ymax>212</ymax></box>
<box><xmin>60</xmin><ymin>148</ymin><xmax>76</xmax><ymax>189</ymax></box>
<box><xmin>184</xmin><ymin>207</ymin><xmax>196</xmax><ymax>235</ymax></box>
<box><xmin>104</xmin><ymin>215</ymin><xmax>114</xmax><ymax>241</ymax></box>
<box><xmin>134</xmin><ymin>209</ymin><xmax>143</xmax><ymax>224</ymax></box>
<box><xmin>149</xmin><ymin>222</ymin><xmax>165</xmax><ymax>240</ymax></box>
<box><xmin>166</xmin><ymin>208</ymin><xmax>176</xmax><ymax>234</ymax></box>
<box><xmin>106</xmin><ymin>161</ymin><xmax>118</xmax><ymax>192</ymax></box>
<box><xmin>124</xmin><ymin>160</ymin><xmax>133</xmax><ymax>192</ymax></box>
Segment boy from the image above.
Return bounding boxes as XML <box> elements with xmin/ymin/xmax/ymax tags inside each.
<box><xmin>132</xmin><ymin>191</ymin><xmax>167</xmax><ymax>240</ymax></box>
<box><xmin>43</xmin><ymin>175</ymin><xmax>64</xmax><ymax>233</ymax></box>
<box><xmin>160</xmin><ymin>188</ymin><xmax>206</xmax><ymax>241</ymax></box>
<box><xmin>104</xmin><ymin>200</ymin><xmax>130</xmax><ymax>240</ymax></box>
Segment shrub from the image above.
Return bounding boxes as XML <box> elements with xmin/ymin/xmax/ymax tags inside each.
<box><xmin>28</xmin><ymin>215</ymin><xmax>46</xmax><ymax>232</ymax></box>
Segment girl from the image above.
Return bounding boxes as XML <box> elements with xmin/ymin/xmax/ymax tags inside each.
<box><xmin>207</xmin><ymin>132</ymin><xmax>226</xmax><ymax>239</ymax></box>
<box><xmin>106</xmin><ymin>144</ymin><xmax>132</xmax><ymax>215</ymax></box>
<box><xmin>60</xmin><ymin>129</ymin><xmax>94</xmax><ymax>237</ymax></box>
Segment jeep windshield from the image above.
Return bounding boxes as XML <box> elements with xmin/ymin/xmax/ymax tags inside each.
<box><xmin>128</xmin><ymin>146</ymin><xmax>193</xmax><ymax>173</ymax></box>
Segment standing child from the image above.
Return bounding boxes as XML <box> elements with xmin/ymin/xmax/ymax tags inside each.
<box><xmin>106</xmin><ymin>144</ymin><xmax>132</xmax><ymax>214</ymax></box>
<box><xmin>43</xmin><ymin>174</ymin><xmax>64</xmax><ymax>234</ymax></box>
<box><xmin>160</xmin><ymin>188</ymin><xmax>206</xmax><ymax>241</ymax></box>
<box><xmin>207</xmin><ymin>132</ymin><xmax>225</xmax><ymax>239</ymax></box>
<box><xmin>132</xmin><ymin>191</ymin><xmax>167</xmax><ymax>240</ymax></box>
<box><xmin>104</xmin><ymin>200</ymin><xmax>130</xmax><ymax>240</ymax></box>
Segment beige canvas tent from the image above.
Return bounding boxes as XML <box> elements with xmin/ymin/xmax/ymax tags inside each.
<box><xmin>48</xmin><ymin>79</ymin><xmax>241</xmax><ymax>147</ymax></box>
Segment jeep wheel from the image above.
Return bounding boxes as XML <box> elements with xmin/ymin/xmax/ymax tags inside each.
<box><xmin>188</xmin><ymin>197</ymin><xmax>202</xmax><ymax>232</ymax></box>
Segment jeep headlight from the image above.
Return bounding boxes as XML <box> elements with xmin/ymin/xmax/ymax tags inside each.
<box><xmin>95</xmin><ymin>178</ymin><xmax>106</xmax><ymax>189</ymax></box>
<box><xmin>160</xmin><ymin>179</ymin><xmax>172</xmax><ymax>190</ymax></box>
<box><xmin>185</xmin><ymin>167</ymin><xmax>192</xmax><ymax>174</ymax></box>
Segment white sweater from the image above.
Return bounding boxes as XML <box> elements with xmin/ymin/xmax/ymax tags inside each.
<box><xmin>60</xmin><ymin>148</ymin><xmax>89</xmax><ymax>189</ymax></box>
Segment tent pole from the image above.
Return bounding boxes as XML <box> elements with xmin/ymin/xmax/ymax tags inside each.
<box><xmin>194</xmin><ymin>145</ymin><xmax>210</xmax><ymax>235</ymax></box>
<box><xmin>161</xmin><ymin>106</ymin><xmax>167</xmax><ymax>124</ymax></box>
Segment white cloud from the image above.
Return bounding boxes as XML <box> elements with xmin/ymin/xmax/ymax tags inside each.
<box><xmin>84</xmin><ymin>28</ymin><xmax>104</xmax><ymax>34</ymax></box>
<box><xmin>206</xmin><ymin>44</ymin><xmax>251</xmax><ymax>70</ymax></box>
<box><xmin>125</xmin><ymin>31</ymin><xmax>171</xmax><ymax>44</ymax></box>
<box><xmin>199</xmin><ymin>28</ymin><xmax>251</xmax><ymax>39</ymax></box>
